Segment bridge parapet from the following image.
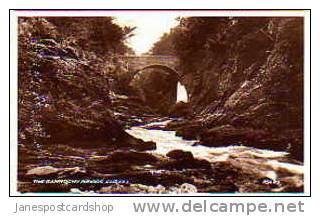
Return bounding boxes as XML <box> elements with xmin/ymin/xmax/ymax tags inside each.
<box><xmin>120</xmin><ymin>55</ymin><xmax>179</xmax><ymax>71</ymax></box>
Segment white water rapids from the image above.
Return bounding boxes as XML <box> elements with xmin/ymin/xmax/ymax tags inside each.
<box><xmin>126</xmin><ymin>120</ymin><xmax>304</xmax><ymax>184</ymax></box>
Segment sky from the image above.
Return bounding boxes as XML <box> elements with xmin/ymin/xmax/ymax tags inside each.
<box><xmin>114</xmin><ymin>13</ymin><xmax>179</xmax><ymax>55</ymax></box>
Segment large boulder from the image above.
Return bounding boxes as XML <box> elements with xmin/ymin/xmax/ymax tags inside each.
<box><xmin>162</xmin><ymin>150</ymin><xmax>211</xmax><ymax>170</ymax></box>
<box><xmin>169</xmin><ymin>102</ymin><xmax>193</xmax><ymax>117</ymax></box>
<box><xmin>166</xmin><ymin>149</ymin><xmax>194</xmax><ymax>160</ymax></box>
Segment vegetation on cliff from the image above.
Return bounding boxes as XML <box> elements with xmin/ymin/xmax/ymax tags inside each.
<box><xmin>18</xmin><ymin>17</ymin><xmax>152</xmax><ymax>150</ymax></box>
<box><xmin>153</xmin><ymin>17</ymin><xmax>304</xmax><ymax>160</ymax></box>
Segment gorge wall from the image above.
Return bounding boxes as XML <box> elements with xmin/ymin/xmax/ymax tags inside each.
<box><xmin>18</xmin><ymin>17</ymin><xmax>154</xmax><ymax>152</ymax></box>
<box><xmin>165</xmin><ymin>17</ymin><xmax>304</xmax><ymax>161</ymax></box>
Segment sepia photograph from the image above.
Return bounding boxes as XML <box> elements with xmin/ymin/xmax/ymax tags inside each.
<box><xmin>12</xmin><ymin>10</ymin><xmax>308</xmax><ymax>195</ymax></box>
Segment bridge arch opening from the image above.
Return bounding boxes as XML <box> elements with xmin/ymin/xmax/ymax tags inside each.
<box><xmin>134</xmin><ymin>64</ymin><xmax>188</xmax><ymax>103</ymax></box>
<box><xmin>129</xmin><ymin>64</ymin><xmax>188</xmax><ymax>114</ymax></box>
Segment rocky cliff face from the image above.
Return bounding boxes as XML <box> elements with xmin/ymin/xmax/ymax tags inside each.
<box><xmin>170</xmin><ymin>17</ymin><xmax>304</xmax><ymax>160</ymax></box>
<box><xmin>18</xmin><ymin>18</ymin><xmax>154</xmax><ymax>151</ymax></box>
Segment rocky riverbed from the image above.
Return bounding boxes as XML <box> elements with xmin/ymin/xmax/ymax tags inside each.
<box><xmin>18</xmin><ymin>118</ymin><xmax>303</xmax><ymax>194</ymax></box>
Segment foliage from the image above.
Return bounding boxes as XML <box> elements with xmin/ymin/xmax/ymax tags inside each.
<box><xmin>150</xmin><ymin>17</ymin><xmax>304</xmax><ymax>159</ymax></box>
<box><xmin>149</xmin><ymin>32</ymin><xmax>176</xmax><ymax>55</ymax></box>
<box><xmin>46</xmin><ymin>17</ymin><xmax>135</xmax><ymax>55</ymax></box>
<box><xmin>18</xmin><ymin>17</ymin><xmax>133</xmax><ymax>147</ymax></box>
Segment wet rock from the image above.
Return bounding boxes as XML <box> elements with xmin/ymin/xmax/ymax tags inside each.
<box><xmin>166</xmin><ymin>119</ymin><xmax>190</xmax><ymax>130</ymax></box>
<box><xmin>199</xmin><ymin>125</ymin><xmax>269</xmax><ymax>148</ymax></box>
<box><xmin>18</xmin><ymin>182</ymin><xmax>72</xmax><ymax>193</ymax></box>
<box><xmin>103</xmin><ymin>151</ymin><xmax>159</xmax><ymax>165</ymax></box>
<box><xmin>26</xmin><ymin>166</ymin><xmax>60</xmax><ymax>177</ymax></box>
<box><xmin>198</xmin><ymin>125</ymin><xmax>302</xmax><ymax>160</ymax></box>
<box><xmin>175</xmin><ymin>123</ymin><xmax>204</xmax><ymax>140</ymax></box>
<box><xmin>200</xmin><ymin>183</ymin><xmax>239</xmax><ymax>193</ymax></box>
<box><xmin>163</xmin><ymin>150</ymin><xmax>211</xmax><ymax>170</ymax></box>
<box><xmin>166</xmin><ymin>149</ymin><xmax>194</xmax><ymax>160</ymax></box>
<box><xmin>131</xmin><ymin>140</ymin><xmax>157</xmax><ymax>151</ymax></box>
<box><xmin>41</xmin><ymin>114</ymin><xmax>128</xmax><ymax>148</ymax></box>
<box><xmin>160</xmin><ymin>158</ymin><xmax>211</xmax><ymax>170</ymax></box>
<box><xmin>211</xmin><ymin>161</ymin><xmax>241</xmax><ymax>182</ymax></box>
<box><xmin>171</xmin><ymin>183</ymin><xmax>197</xmax><ymax>193</ymax></box>
<box><xmin>273</xmin><ymin>176</ymin><xmax>304</xmax><ymax>192</ymax></box>
<box><xmin>169</xmin><ymin>102</ymin><xmax>193</xmax><ymax>117</ymax></box>
<box><xmin>25</xmin><ymin>166</ymin><xmax>86</xmax><ymax>179</ymax></box>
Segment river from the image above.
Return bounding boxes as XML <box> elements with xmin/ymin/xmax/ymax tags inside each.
<box><xmin>19</xmin><ymin>117</ymin><xmax>304</xmax><ymax>193</ymax></box>
<box><xmin>126</xmin><ymin>119</ymin><xmax>304</xmax><ymax>192</ymax></box>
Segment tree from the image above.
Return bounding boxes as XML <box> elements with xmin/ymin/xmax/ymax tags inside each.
<box><xmin>149</xmin><ymin>31</ymin><xmax>176</xmax><ymax>55</ymax></box>
<box><xmin>46</xmin><ymin>17</ymin><xmax>135</xmax><ymax>56</ymax></box>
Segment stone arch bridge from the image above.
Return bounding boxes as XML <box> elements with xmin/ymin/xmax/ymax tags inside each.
<box><xmin>119</xmin><ymin>55</ymin><xmax>181</xmax><ymax>79</ymax></box>
<box><xmin>118</xmin><ymin>55</ymin><xmax>188</xmax><ymax>109</ymax></box>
